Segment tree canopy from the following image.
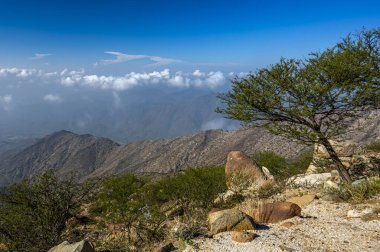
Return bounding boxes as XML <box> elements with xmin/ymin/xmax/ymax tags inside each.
<box><xmin>217</xmin><ymin>28</ymin><xmax>380</xmax><ymax>182</ymax></box>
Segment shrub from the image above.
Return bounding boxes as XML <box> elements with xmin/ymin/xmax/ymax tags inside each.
<box><xmin>0</xmin><ymin>170</ymin><xmax>94</xmax><ymax>252</ymax></box>
<box><xmin>152</xmin><ymin>166</ymin><xmax>227</xmax><ymax>217</ymax></box>
<box><xmin>332</xmin><ymin>177</ymin><xmax>380</xmax><ymax>203</ymax></box>
<box><xmin>93</xmin><ymin>173</ymin><xmax>166</xmax><ymax>249</ymax></box>
<box><xmin>366</xmin><ymin>141</ymin><xmax>380</xmax><ymax>152</ymax></box>
<box><xmin>253</xmin><ymin>150</ymin><xmax>312</xmax><ymax>181</ymax></box>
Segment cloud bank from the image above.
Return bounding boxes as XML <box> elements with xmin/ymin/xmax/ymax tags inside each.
<box><xmin>0</xmin><ymin>67</ymin><xmax>241</xmax><ymax>91</ymax></box>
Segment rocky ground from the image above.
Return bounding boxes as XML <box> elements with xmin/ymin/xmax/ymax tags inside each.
<box><xmin>185</xmin><ymin>196</ymin><xmax>380</xmax><ymax>252</ymax></box>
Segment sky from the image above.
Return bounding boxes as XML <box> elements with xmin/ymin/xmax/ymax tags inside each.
<box><xmin>0</xmin><ymin>0</ymin><xmax>379</xmax><ymax>139</ymax></box>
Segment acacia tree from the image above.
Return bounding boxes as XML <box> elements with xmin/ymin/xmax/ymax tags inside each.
<box><xmin>216</xmin><ymin>29</ymin><xmax>380</xmax><ymax>183</ymax></box>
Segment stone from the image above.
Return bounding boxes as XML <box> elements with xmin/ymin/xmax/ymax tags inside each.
<box><xmin>347</xmin><ymin>208</ymin><xmax>374</xmax><ymax>218</ymax></box>
<box><xmin>281</xmin><ymin>221</ymin><xmax>295</xmax><ymax>228</ymax></box>
<box><xmin>249</xmin><ymin>202</ymin><xmax>302</xmax><ymax>224</ymax></box>
<box><xmin>286</xmin><ymin>194</ymin><xmax>317</xmax><ymax>207</ymax></box>
<box><xmin>324</xmin><ymin>180</ymin><xmax>340</xmax><ymax>192</ymax></box>
<box><xmin>153</xmin><ymin>242</ymin><xmax>176</xmax><ymax>252</ymax></box>
<box><xmin>287</xmin><ymin>173</ymin><xmax>331</xmax><ymax>188</ymax></box>
<box><xmin>231</xmin><ymin>231</ymin><xmax>257</xmax><ymax>243</ymax></box>
<box><xmin>225</xmin><ymin>151</ymin><xmax>267</xmax><ymax>190</ymax></box>
<box><xmin>349</xmin><ymin>155</ymin><xmax>380</xmax><ymax>179</ymax></box>
<box><xmin>207</xmin><ymin>208</ymin><xmax>256</xmax><ymax>235</ymax></box>
<box><xmin>262</xmin><ymin>166</ymin><xmax>275</xmax><ymax>181</ymax></box>
<box><xmin>48</xmin><ymin>240</ymin><xmax>95</xmax><ymax>252</ymax></box>
<box><xmin>351</xmin><ymin>178</ymin><xmax>367</xmax><ymax>187</ymax></box>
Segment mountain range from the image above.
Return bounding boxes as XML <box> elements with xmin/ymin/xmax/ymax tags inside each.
<box><xmin>1</xmin><ymin>110</ymin><xmax>379</xmax><ymax>187</ymax></box>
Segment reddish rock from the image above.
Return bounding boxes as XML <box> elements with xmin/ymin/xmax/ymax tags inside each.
<box><xmin>225</xmin><ymin>151</ymin><xmax>267</xmax><ymax>189</ymax></box>
<box><xmin>231</xmin><ymin>231</ymin><xmax>257</xmax><ymax>243</ymax></box>
<box><xmin>249</xmin><ymin>202</ymin><xmax>301</xmax><ymax>224</ymax></box>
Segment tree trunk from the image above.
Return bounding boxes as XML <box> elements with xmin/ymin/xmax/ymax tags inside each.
<box><xmin>319</xmin><ymin>137</ymin><xmax>352</xmax><ymax>183</ymax></box>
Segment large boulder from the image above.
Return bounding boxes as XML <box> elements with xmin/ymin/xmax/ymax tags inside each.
<box><xmin>48</xmin><ymin>240</ymin><xmax>95</xmax><ymax>252</ymax></box>
<box><xmin>225</xmin><ymin>151</ymin><xmax>268</xmax><ymax>190</ymax></box>
<box><xmin>248</xmin><ymin>202</ymin><xmax>301</xmax><ymax>224</ymax></box>
<box><xmin>207</xmin><ymin>208</ymin><xmax>256</xmax><ymax>235</ymax></box>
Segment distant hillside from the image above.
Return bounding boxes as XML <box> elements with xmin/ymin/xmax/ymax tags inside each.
<box><xmin>0</xmin><ymin>128</ymin><xmax>308</xmax><ymax>186</ymax></box>
<box><xmin>1</xmin><ymin>109</ymin><xmax>379</xmax><ymax>187</ymax></box>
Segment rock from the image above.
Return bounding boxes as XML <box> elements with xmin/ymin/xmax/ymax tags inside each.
<box><xmin>286</xmin><ymin>194</ymin><xmax>317</xmax><ymax>207</ymax></box>
<box><xmin>347</xmin><ymin>208</ymin><xmax>374</xmax><ymax>218</ymax></box>
<box><xmin>231</xmin><ymin>231</ymin><xmax>257</xmax><ymax>243</ymax></box>
<box><xmin>281</xmin><ymin>221</ymin><xmax>295</xmax><ymax>228</ymax></box>
<box><xmin>351</xmin><ymin>178</ymin><xmax>367</xmax><ymax>187</ymax></box>
<box><xmin>287</xmin><ymin>173</ymin><xmax>331</xmax><ymax>188</ymax></box>
<box><xmin>305</xmin><ymin>163</ymin><xmax>321</xmax><ymax>174</ymax></box>
<box><xmin>262</xmin><ymin>166</ymin><xmax>275</xmax><ymax>181</ymax></box>
<box><xmin>225</xmin><ymin>151</ymin><xmax>267</xmax><ymax>190</ymax></box>
<box><xmin>249</xmin><ymin>202</ymin><xmax>301</xmax><ymax>224</ymax></box>
<box><xmin>48</xmin><ymin>240</ymin><xmax>95</xmax><ymax>252</ymax></box>
<box><xmin>214</xmin><ymin>190</ymin><xmax>236</xmax><ymax>204</ymax></box>
<box><xmin>349</xmin><ymin>155</ymin><xmax>380</xmax><ymax>179</ymax></box>
<box><xmin>153</xmin><ymin>242</ymin><xmax>176</xmax><ymax>252</ymax></box>
<box><xmin>207</xmin><ymin>208</ymin><xmax>256</xmax><ymax>235</ymax></box>
<box><xmin>324</xmin><ymin>180</ymin><xmax>340</xmax><ymax>192</ymax></box>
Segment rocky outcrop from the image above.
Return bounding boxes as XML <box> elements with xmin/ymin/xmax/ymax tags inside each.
<box><xmin>48</xmin><ymin>240</ymin><xmax>95</xmax><ymax>252</ymax></box>
<box><xmin>225</xmin><ymin>151</ymin><xmax>268</xmax><ymax>191</ymax></box>
<box><xmin>207</xmin><ymin>208</ymin><xmax>256</xmax><ymax>235</ymax></box>
<box><xmin>287</xmin><ymin>173</ymin><xmax>331</xmax><ymax>188</ymax></box>
<box><xmin>249</xmin><ymin>202</ymin><xmax>302</xmax><ymax>224</ymax></box>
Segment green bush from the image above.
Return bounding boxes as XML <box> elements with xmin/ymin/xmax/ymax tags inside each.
<box><xmin>152</xmin><ymin>166</ymin><xmax>227</xmax><ymax>217</ymax></box>
<box><xmin>366</xmin><ymin>141</ymin><xmax>380</xmax><ymax>152</ymax></box>
<box><xmin>93</xmin><ymin>167</ymin><xmax>227</xmax><ymax>250</ymax></box>
<box><xmin>332</xmin><ymin>177</ymin><xmax>380</xmax><ymax>203</ymax></box>
<box><xmin>93</xmin><ymin>173</ymin><xmax>166</xmax><ymax>249</ymax></box>
<box><xmin>253</xmin><ymin>150</ymin><xmax>312</xmax><ymax>181</ymax></box>
<box><xmin>0</xmin><ymin>170</ymin><xmax>94</xmax><ymax>252</ymax></box>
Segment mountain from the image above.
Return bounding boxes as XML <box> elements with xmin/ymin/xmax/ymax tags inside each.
<box><xmin>0</xmin><ymin>128</ymin><xmax>308</xmax><ymax>186</ymax></box>
<box><xmin>1</xmin><ymin>109</ymin><xmax>379</xmax><ymax>187</ymax></box>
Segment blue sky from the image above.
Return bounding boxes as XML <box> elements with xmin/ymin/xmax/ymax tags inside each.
<box><xmin>0</xmin><ymin>0</ymin><xmax>379</xmax><ymax>73</ymax></box>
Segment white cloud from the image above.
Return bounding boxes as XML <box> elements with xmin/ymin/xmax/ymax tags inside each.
<box><xmin>43</xmin><ymin>94</ymin><xmax>62</xmax><ymax>102</ymax></box>
<box><xmin>30</xmin><ymin>53</ymin><xmax>53</xmax><ymax>60</ymax></box>
<box><xmin>0</xmin><ymin>67</ymin><xmax>228</xmax><ymax>91</ymax></box>
<box><xmin>99</xmin><ymin>51</ymin><xmax>183</xmax><ymax>66</ymax></box>
<box><xmin>0</xmin><ymin>95</ymin><xmax>12</xmax><ymax>111</ymax></box>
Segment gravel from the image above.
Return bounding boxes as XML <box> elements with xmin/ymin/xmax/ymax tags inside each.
<box><xmin>184</xmin><ymin>198</ymin><xmax>380</xmax><ymax>252</ymax></box>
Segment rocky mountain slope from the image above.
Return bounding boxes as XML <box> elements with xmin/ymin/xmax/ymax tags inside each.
<box><xmin>1</xmin><ymin>109</ymin><xmax>379</xmax><ymax>187</ymax></box>
<box><xmin>0</xmin><ymin>128</ymin><xmax>308</xmax><ymax>186</ymax></box>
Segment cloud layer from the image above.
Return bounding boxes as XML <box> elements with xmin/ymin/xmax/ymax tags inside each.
<box><xmin>0</xmin><ymin>67</ymin><xmax>241</xmax><ymax>91</ymax></box>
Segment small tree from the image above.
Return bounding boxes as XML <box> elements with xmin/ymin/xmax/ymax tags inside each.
<box><xmin>0</xmin><ymin>170</ymin><xmax>94</xmax><ymax>251</ymax></box>
<box><xmin>217</xmin><ymin>29</ymin><xmax>380</xmax><ymax>183</ymax></box>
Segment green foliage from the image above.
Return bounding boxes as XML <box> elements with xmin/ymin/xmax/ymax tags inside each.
<box><xmin>93</xmin><ymin>173</ymin><xmax>166</xmax><ymax>248</ymax></box>
<box><xmin>366</xmin><ymin>141</ymin><xmax>380</xmax><ymax>152</ymax></box>
<box><xmin>152</xmin><ymin>166</ymin><xmax>227</xmax><ymax>214</ymax></box>
<box><xmin>0</xmin><ymin>170</ymin><xmax>94</xmax><ymax>252</ymax></box>
<box><xmin>332</xmin><ymin>177</ymin><xmax>380</xmax><ymax>202</ymax></box>
<box><xmin>93</xmin><ymin>166</ymin><xmax>227</xmax><ymax>250</ymax></box>
<box><xmin>217</xmin><ymin>28</ymin><xmax>380</xmax><ymax>182</ymax></box>
<box><xmin>253</xmin><ymin>151</ymin><xmax>312</xmax><ymax>180</ymax></box>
